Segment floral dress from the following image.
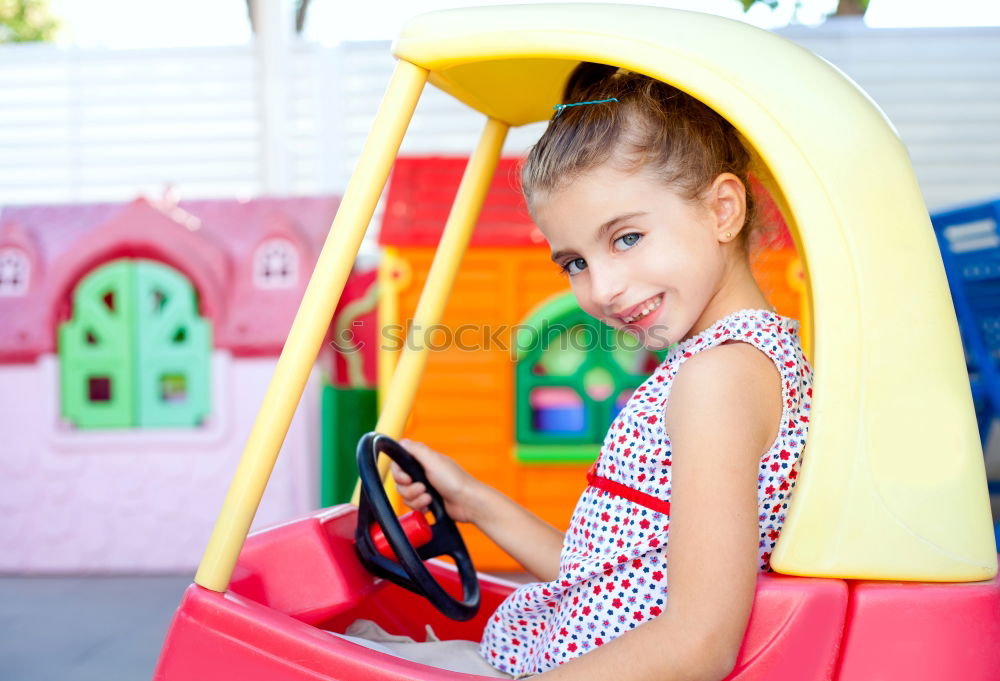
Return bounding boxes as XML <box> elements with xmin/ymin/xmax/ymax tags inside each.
<box><xmin>480</xmin><ymin>309</ymin><xmax>813</xmax><ymax>676</ymax></box>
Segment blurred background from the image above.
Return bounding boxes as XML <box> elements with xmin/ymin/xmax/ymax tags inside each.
<box><xmin>2</xmin><ymin>1</ymin><xmax>999</xmax><ymax>679</ymax></box>
<box><xmin>5</xmin><ymin>0</ymin><xmax>1000</xmax><ymax>209</ymax></box>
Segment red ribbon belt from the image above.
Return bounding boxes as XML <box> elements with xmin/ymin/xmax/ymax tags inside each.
<box><xmin>586</xmin><ymin>462</ymin><xmax>671</xmax><ymax>515</ymax></box>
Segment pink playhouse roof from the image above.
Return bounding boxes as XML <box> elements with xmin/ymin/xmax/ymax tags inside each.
<box><xmin>0</xmin><ymin>195</ymin><xmax>345</xmax><ymax>362</ymax></box>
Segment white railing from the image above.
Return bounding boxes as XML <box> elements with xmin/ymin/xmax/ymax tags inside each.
<box><xmin>0</xmin><ymin>19</ymin><xmax>998</xmax><ymax>210</ymax></box>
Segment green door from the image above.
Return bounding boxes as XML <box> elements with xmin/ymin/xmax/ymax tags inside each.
<box><xmin>59</xmin><ymin>259</ymin><xmax>211</xmax><ymax>429</ymax></box>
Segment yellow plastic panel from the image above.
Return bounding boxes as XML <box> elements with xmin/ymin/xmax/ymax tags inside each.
<box><xmin>393</xmin><ymin>4</ymin><xmax>995</xmax><ymax>580</ymax></box>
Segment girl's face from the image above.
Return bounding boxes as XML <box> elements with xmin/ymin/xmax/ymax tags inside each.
<box><xmin>533</xmin><ymin>163</ymin><xmax>745</xmax><ymax>350</ymax></box>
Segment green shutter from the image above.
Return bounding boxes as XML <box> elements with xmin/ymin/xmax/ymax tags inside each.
<box><xmin>59</xmin><ymin>261</ymin><xmax>136</xmax><ymax>428</ymax></box>
<box><xmin>133</xmin><ymin>260</ymin><xmax>211</xmax><ymax>427</ymax></box>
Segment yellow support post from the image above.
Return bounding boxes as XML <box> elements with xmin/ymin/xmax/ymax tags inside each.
<box><xmin>352</xmin><ymin>116</ymin><xmax>510</xmax><ymax>504</ymax></box>
<box><xmin>376</xmin><ymin>247</ymin><xmax>409</xmax><ymax>409</ymax></box>
<box><xmin>375</xmin><ymin>247</ymin><xmax>409</xmax><ymax>512</ymax></box>
<box><xmin>195</xmin><ymin>60</ymin><xmax>428</xmax><ymax>593</ymax></box>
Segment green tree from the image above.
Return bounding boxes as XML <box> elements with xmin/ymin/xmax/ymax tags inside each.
<box><xmin>0</xmin><ymin>0</ymin><xmax>58</xmax><ymax>43</ymax></box>
<box><xmin>741</xmin><ymin>0</ymin><xmax>869</xmax><ymax>17</ymax></box>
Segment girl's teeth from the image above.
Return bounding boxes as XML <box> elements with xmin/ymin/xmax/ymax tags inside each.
<box><xmin>624</xmin><ymin>296</ymin><xmax>661</xmax><ymax>323</ymax></box>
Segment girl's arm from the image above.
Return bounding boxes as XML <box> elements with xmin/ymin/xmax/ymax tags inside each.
<box><xmin>392</xmin><ymin>440</ymin><xmax>565</xmax><ymax>581</ymax></box>
<box><xmin>538</xmin><ymin>343</ymin><xmax>782</xmax><ymax>681</ymax></box>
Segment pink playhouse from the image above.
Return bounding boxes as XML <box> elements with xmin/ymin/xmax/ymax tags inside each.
<box><xmin>0</xmin><ymin>195</ymin><xmax>380</xmax><ymax>572</ymax></box>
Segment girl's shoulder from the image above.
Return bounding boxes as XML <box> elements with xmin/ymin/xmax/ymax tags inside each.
<box><xmin>612</xmin><ymin>309</ymin><xmax>808</xmax><ymax>442</ymax></box>
<box><xmin>663</xmin><ymin>309</ymin><xmax>807</xmax><ymax>461</ymax></box>
<box><xmin>666</xmin><ymin>338</ymin><xmax>785</xmax><ymax>448</ymax></box>
<box><xmin>646</xmin><ymin>307</ymin><xmax>808</xmax><ymax>419</ymax></box>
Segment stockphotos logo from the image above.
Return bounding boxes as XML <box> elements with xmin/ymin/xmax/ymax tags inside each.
<box><xmin>329</xmin><ymin>320</ymin><xmax>670</xmax><ymax>356</ymax></box>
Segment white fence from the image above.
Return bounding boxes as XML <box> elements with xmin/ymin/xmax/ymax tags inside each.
<box><xmin>1</xmin><ymin>18</ymin><xmax>999</xmax><ymax>211</ymax></box>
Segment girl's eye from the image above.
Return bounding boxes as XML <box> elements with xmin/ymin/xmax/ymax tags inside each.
<box><xmin>614</xmin><ymin>233</ymin><xmax>642</xmax><ymax>251</ymax></box>
<box><xmin>562</xmin><ymin>257</ymin><xmax>587</xmax><ymax>276</ymax></box>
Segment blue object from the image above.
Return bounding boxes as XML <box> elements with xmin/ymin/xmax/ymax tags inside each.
<box><xmin>552</xmin><ymin>97</ymin><xmax>618</xmax><ymax>116</ymax></box>
<box><xmin>534</xmin><ymin>404</ymin><xmax>586</xmax><ymax>434</ymax></box>
<box><xmin>931</xmin><ymin>198</ymin><xmax>1000</xmax><ymax>446</ymax></box>
<box><xmin>533</xmin><ymin>405</ymin><xmax>587</xmax><ymax>434</ymax></box>
<box><xmin>931</xmin><ymin>198</ymin><xmax>1000</xmax><ymax>547</ymax></box>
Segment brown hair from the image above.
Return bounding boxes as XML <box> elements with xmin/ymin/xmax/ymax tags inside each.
<box><xmin>522</xmin><ymin>62</ymin><xmax>757</xmax><ymax>245</ymax></box>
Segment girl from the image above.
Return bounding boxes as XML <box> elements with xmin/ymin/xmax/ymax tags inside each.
<box><xmin>387</xmin><ymin>63</ymin><xmax>812</xmax><ymax>681</ymax></box>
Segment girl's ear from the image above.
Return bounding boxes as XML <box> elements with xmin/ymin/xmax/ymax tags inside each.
<box><xmin>708</xmin><ymin>173</ymin><xmax>747</xmax><ymax>243</ymax></box>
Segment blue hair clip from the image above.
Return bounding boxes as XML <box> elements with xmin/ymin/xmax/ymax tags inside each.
<box><xmin>553</xmin><ymin>97</ymin><xmax>618</xmax><ymax>117</ymax></box>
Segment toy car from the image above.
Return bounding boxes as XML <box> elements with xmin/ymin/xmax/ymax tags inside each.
<box><xmin>155</xmin><ymin>5</ymin><xmax>1000</xmax><ymax>680</ymax></box>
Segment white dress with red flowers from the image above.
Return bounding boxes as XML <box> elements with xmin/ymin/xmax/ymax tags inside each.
<box><xmin>480</xmin><ymin>309</ymin><xmax>813</xmax><ymax>676</ymax></box>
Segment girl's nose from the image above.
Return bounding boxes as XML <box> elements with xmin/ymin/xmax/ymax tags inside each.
<box><xmin>588</xmin><ymin>266</ymin><xmax>626</xmax><ymax>310</ymax></box>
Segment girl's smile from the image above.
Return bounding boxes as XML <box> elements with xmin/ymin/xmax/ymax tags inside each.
<box><xmin>617</xmin><ymin>293</ymin><xmax>663</xmax><ymax>325</ymax></box>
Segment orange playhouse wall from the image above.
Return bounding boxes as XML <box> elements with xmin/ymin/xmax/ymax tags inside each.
<box><xmin>394</xmin><ymin>245</ymin><xmax>580</xmax><ymax>570</ymax></box>
<box><xmin>752</xmin><ymin>248</ymin><xmax>802</xmax><ymax>318</ymax></box>
<box><xmin>394</xmin><ymin>243</ymin><xmax>804</xmax><ymax>571</ymax></box>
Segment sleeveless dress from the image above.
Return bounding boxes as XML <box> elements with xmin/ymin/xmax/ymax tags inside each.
<box><xmin>480</xmin><ymin>308</ymin><xmax>813</xmax><ymax>677</ymax></box>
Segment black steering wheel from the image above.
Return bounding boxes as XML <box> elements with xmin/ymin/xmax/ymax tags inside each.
<box><xmin>354</xmin><ymin>432</ymin><xmax>480</xmax><ymax>621</ymax></box>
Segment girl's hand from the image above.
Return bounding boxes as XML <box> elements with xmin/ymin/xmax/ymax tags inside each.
<box><xmin>394</xmin><ymin>438</ymin><xmax>565</xmax><ymax>581</ymax></box>
<box><xmin>390</xmin><ymin>439</ymin><xmax>485</xmax><ymax>524</ymax></box>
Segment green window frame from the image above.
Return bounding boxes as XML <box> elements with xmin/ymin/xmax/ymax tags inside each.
<box><xmin>59</xmin><ymin>258</ymin><xmax>211</xmax><ymax>429</ymax></box>
<box><xmin>513</xmin><ymin>293</ymin><xmax>666</xmax><ymax>464</ymax></box>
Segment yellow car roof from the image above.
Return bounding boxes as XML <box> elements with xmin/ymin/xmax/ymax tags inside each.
<box><xmin>393</xmin><ymin>4</ymin><xmax>996</xmax><ymax>581</ymax></box>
